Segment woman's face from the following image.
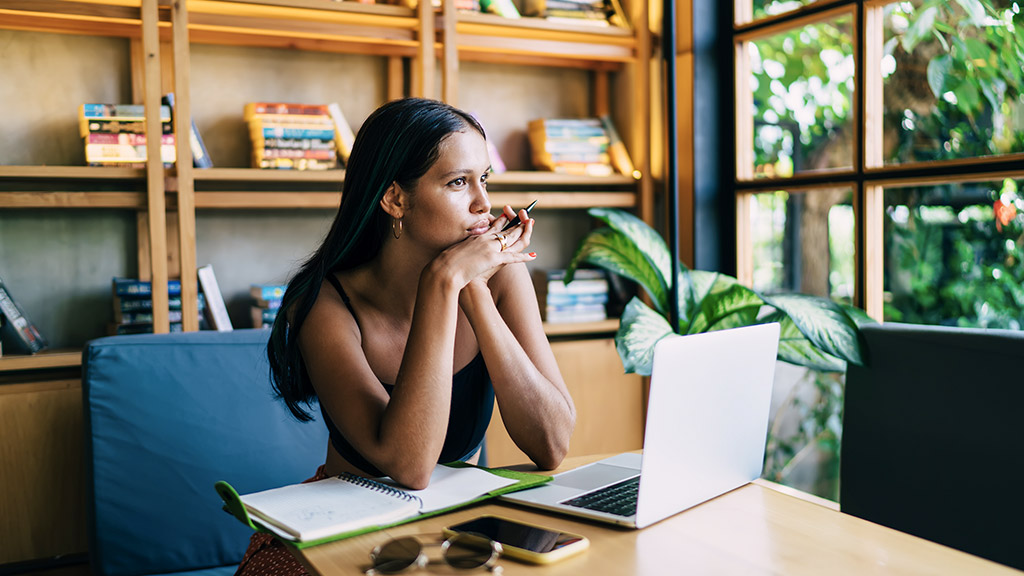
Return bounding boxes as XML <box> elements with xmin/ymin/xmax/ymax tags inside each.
<box><xmin>401</xmin><ymin>128</ymin><xmax>493</xmax><ymax>250</ymax></box>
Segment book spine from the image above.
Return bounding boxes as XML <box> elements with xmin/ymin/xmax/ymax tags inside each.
<box><xmin>197</xmin><ymin>265</ymin><xmax>233</xmax><ymax>332</ymax></box>
<box><xmin>80</xmin><ymin>119</ymin><xmax>173</xmax><ymax>136</ymax></box>
<box><xmin>252</xmin><ymin>126</ymin><xmax>336</xmax><ymax>140</ymax></box>
<box><xmin>80</xmin><ymin>103</ymin><xmax>171</xmax><ymax>120</ymax></box>
<box><xmin>85</xmin><ymin>133</ymin><xmax>176</xmax><ymax>146</ymax></box>
<box><xmin>255</xmin><ymin>157</ymin><xmax>336</xmax><ymax>170</ymax></box>
<box><xmin>254</xmin><ymin>148</ymin><xmax>336</xmax><ymax>160</ymax></box>
<box><xmin>244</xmin><ymin>102</ymin><xmax>331</xmax><ymax>118</ymax></box>
<box><xmin>112</xmin><ymin>278</ymin><xmax>183</xmax><ymax>297</ymax></box>
<box><xmin>327</xmin><ymin>102</ymin><xmax>356</xmax><ymax>164</ymax></box>
<box><xmin>257</xmin><ymin>137</ymin><xmax>336</xmax><ymax>151</ymax></box>
<box><xmin>0</xmin><ymin>281</ymin><xmax>48</xmax><ymax>354</ymax></box>
<box><xmin>251</xmin><ymin>284</ymin><xmax>287</xmax><ymax>301</ymax></box>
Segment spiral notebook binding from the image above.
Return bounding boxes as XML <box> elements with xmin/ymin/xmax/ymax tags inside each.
<box><xmin>338</xmin><ymin>472</ymin><xmax>424</xmax><ymax>508</ymax></box>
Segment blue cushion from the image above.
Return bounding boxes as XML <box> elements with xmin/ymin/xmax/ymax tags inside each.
<box><xmin>83</xmin><ymin>329</ymin><xmax>328</xmax><ymax>576</ymax></box>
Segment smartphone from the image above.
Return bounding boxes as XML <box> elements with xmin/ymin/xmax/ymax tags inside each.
<box><xmin>501</xmin><ymin>200</ymin><xmax>538</xmax><ymax>231</ymax></box>
<box><xmin>443</xmin><ymin>514</ymin><xmax>589</xmax><ymax>564</ymax></box>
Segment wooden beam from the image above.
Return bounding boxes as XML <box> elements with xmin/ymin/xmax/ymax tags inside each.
<box><xmin>170</xmin><ymin>0</ymin><xmax>199</xmax><ymax>331</ymax></box>
<box><xmin>141</xmin><ymin>0</ymin><xmax>170</xmax><ymax>333</ymax></box>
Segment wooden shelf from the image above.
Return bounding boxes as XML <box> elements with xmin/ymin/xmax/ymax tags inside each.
<box><xmin>543</xmin><ymin>318</ymin><xmax>620</xmax><ymax>336</ymax></box>
<box><xmin>186</xmin><ymin>0</ymin><xmax>419</xmax><ymax>56</ymax></box>
<box><xmin>190</xmin><ymin>190</ymin><xmax>635</xmax><ymax>210</ymax></box>
<box><xmin>192</xmin><ymin>167</ymin><xmax>345</xmax><ymax>183</ymax></box>
<box><xmin>0</xmin><ymin>0</ymin><xmax>159</xmax><ymax>38</ymax></box>
<box><xmin>0</xmin><ymin>166</ymin><xmax>148</xmax><ymax>208</ymax></box>
<box><xmin>0</xmin><ymin>349</ymin><xmax>82</xmax><ymax>373</ymax></box>
<box><xmin>0</xmin><ymin>165</ymin><xmax>146</xmax><ymax>181</ymax></box>
<box><xmin>454</xmin><ymin>12</ymin><xmax>634</xmax><ymax>68</ymax></box>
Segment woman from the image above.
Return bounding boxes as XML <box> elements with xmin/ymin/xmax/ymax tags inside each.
<box><xmin>236</xmin><ymin>97</ymin><xmax>575</xmax><ymax>575</ymax></box>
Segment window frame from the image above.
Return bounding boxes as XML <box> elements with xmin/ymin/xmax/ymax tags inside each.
<box><xmin>731</xmin><ymin>0</ymin><xmax>1024</xmax><ymax>320</ymax></box>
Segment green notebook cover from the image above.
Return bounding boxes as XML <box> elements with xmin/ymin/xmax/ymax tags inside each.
<box><xmin>215</xmin><ymin>462</ymin><xmax>552</xmax><ymax>549</ymax></box>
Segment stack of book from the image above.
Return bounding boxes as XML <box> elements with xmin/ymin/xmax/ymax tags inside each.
<box><xmin>110</xmin><ymin>278</ymin><xmax>206</xmax><ymax>335</ymax></box>
<box><xmin>0</xmin><ymin>275</ymin><xmax>47</xmax><ymax>355</ymax></box>
<box><xmin>542</xmin><ymin>0</ymin><xmax>610</xmax><ymax>25</ymax></box>
<box><xmin>250</xmin><ymin>284</ymin><xmax>286</xmax><ymax>329</ymax></box>
<box><xmin>533</xmin><ymin>269</ymin><xmax>609</xmax><ymax>324</ymax></box>
<box><xmin>79</xmin><ymin>103</ymin><xmax>175</xmax><ymax>167</ymax></box>
<box><xmin>527</xmin><ymin>118</ymin><xmax>614</xmax><ymax>177</ymax></box>
<box><xmin>245</xmin><ymin>102</ymin><xmax>338</xmax><ymax>170</ymax></box>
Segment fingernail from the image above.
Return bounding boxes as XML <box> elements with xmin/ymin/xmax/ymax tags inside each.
<box><xmin>528</xmin><ymin>252</ymin><xmax>537</xmax><ymax>258</ymax></box>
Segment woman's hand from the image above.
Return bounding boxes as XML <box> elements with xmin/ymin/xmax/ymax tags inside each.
<box><xmin>432</xmin><ymin>205</ymin><xmax>536</xmax><ymax>291</ymax></box>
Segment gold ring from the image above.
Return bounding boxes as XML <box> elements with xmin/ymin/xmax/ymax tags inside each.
<box><xmin>496</xmin><ymin>233</ymin><xmax>509</xmax><ymax>251</ymax></box>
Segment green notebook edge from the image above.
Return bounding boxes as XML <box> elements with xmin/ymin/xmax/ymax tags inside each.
<box><xmin>214</xmin><ymin>462</ymin><xmax>552</xmax><ymax>549</ymax></box>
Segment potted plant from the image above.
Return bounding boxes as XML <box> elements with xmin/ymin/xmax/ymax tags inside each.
<box><xmin>565</xmin><ymin>208</ymin><xmax>873</xmax><ymax>376</ymax></box>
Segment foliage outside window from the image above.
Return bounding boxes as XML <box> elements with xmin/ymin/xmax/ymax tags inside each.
<box><xmin>882</xmin><ymin>1</ymin><xmax>1024</xmax><ymax>163</ymax></box>
<box><xmin>885</xmin><ymin>178</ymin><xmax>1024</xmax><ymax>328</ymax></box>
<box><xmin>735</xmin><ymin>0</ymin><xmax>1024</xmax><ymax>501</ymax></box>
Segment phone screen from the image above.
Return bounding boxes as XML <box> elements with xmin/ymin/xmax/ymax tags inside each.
<box><xmin>449</xmin><ymin>517</ymin><xmax>582</xmax><ymax>553</ymax></box>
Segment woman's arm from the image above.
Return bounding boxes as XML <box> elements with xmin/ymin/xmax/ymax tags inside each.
<box><xmin>460</xmin><ymin>263</ymin><xmax>576</xmax><ymax>470</ymax></box>
<box><xmin>299</xmin><ymin>268</ymin><xmax>462</xmax><ymax>489</ymax></box>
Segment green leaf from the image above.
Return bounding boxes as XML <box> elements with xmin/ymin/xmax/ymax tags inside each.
<box><xmin>567</xmin><ymin>227</ymin><xmax>668</xmax><ymax>315</ymax></box>
<box><xmin>953</xmin><ymin>0</ymin><xmax>986</xmax><ymax>25</ymax></box>
<box><xmin>766</xmin><ymin>312</ymin><xmax>847</xmax><ymax>372</ymax></box>
<box><xmin>927</xmin><ymin>53</ymin><xmax>953</xmax><ymax>99</ymax></box>
<box><xmin>587</xmin><ymin>208</ymin><xmax>671</xmax><ymax>288</ymax></box>
<box><xmin>770</xmin><ymin>311</ymin><xmax>847</xmax><ymax>368</ymax></box>
<box><xmin>687</xmin><ymin>283</ymin><xmax>765</xmax><ymax>335</ymax></box>
<box><xmin>761</xmin><ymin>293</ymin><xmax>865</xmax><ymax>366</ymax></box>
<box><xmin>614</xmin><ymin>297</ymin><xmax>675</xmax><ymax>376</ymax></box>
<box><xmin>904</xmin><ymin>6</ymin><xmax>937</xmax><ymax>53</ymax></box>
<box><xmin>837</xmin><ymin>303</ymin><xmax>878</xmax><ymax>329</ymax></box>
<box><xmin>953</xmin><ymin>79</ymin><xmax>981</xmax><ymax>114</ymax></box>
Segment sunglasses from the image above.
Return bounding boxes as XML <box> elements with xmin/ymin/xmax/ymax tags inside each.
<box><xmin>365</xmin><ymin>533</ymin><xmax>503</xmax><ymax>575</ymax></box>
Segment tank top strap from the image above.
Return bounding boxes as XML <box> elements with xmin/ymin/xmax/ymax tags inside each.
<box><xmin>325</xmin><ymin>273</ymin><xmax>361</xmax><ymax>330</ymax></box>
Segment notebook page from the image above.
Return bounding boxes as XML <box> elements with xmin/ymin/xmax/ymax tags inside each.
<box><xmin>404</xmin><ymin>466</ymin><xmax>517</xmax><ymax>513</ymax></box>
<box><xmin>241</xmin><ymin>477</ymin><xmax>420</xmax><ymax>542</ymax></box>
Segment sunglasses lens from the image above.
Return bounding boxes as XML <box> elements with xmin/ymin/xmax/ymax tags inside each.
<box><xmin>371</xmin><ymin>537</ymin><xmax>422</xmax><ymax>573</ymax></box>
<box><xmin>443</xmin><ymin>533</ymin><xmax>496</xmax><ymax>569</ymax></box>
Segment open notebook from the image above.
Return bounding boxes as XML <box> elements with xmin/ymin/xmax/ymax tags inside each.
<box><xmin>216</xmin><ymin>463</ymin><xmax>551</xmax><ymax>548</ymax></box>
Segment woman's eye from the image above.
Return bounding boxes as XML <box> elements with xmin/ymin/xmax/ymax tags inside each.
<box><xmin>450</xmin><ymin>177</ymin><xmax>467</xmax><ymax>187</ymax></box>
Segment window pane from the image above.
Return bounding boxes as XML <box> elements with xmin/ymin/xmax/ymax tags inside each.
<box><xmin>745</xmin><ymin>16</ymin><xmax>855</xmax><ymax>179</ymax></box>
<box><xmin>750</xmin><ymin>188</ymin><xmax>856</xmax><ymax>303</ymax></box>
<box><xmin>740</xmin><ymin>0</ymin><xmax>823</xmax><ymax>24</ymax></box>
<box><xmin>882</xmin><ymin>1</ymin><xmax>1024</xmax><ymax>164</ymax></box>
<box><xmin>884</xmin><ymin>178</ymin><xmax>1024</xmax><ymax>329</ymax></box>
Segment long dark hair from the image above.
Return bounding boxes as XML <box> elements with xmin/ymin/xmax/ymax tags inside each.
<box><xmin>268</xmin><ymin>98</ymin><xmax>485</xmax><ymax>421</ymax></box>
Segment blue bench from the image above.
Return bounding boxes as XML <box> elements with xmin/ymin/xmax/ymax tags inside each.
<box><xmin>82</xmin><ymin>329</ymin><xmax>328</xmax><ymax>576</ymax></box>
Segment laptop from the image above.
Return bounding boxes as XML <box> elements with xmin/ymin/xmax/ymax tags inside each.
<box><xmin>501</xmin><ymin>322</ymin><xmax>780</xmax><ymax>529</ymax></box>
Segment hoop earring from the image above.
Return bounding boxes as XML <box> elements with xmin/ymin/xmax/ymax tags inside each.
<box><xmin>392</xmin><ymin>217</ymin><xmax>403</xmax><ymax>240</ymax></box>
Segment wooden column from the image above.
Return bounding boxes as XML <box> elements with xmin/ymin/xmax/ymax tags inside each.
<box><xmin>141</xmin><ymin>0</ymin><xmax>169</xmax><ymax>332</ymax></box>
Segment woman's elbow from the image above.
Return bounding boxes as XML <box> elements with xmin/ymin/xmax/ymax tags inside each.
<box><xmin>388</xmin><ymin>463</ymin><xmax>433</xmax><ymax>490</ymax></box>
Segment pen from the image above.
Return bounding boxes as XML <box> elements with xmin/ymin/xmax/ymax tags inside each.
<box><xmin>501</xmin><ymin>200</ymin><xmax>538</xmax><ymax>231</ymax></box>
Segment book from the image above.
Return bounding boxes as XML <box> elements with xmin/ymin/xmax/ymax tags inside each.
<box><xmin>251</xmin><ymin>283</ymin><xmax>287</xmax><ymax>302</ymax></box>
<box><xmin>163</xmin><ymin>93</ymin><xmax>213</xmax><ymax>169</ymax></box>
<box><xmin>0</xmin><ymin>276</ymin><xmax>48</xmax><ymax>354</ymax></box>
<box><xmin>216</xmin><ymin>463</ymin><xmax>551</xmax><ymax>547</ymax></box>
<box><xmin>327</xmin><ymin>102</ymin><xmax>356</xmax><ymax>165</ymax></box>
<box><xmin>251</xmin><ymin>305</ymin><xmax>278</xmax><ymax>328</ymax></box>
<box><xmin>600</xmin><ymin>115</ymin><xmax>635</xmax><ymax>177</ymax></box>
<box><xmin>113</xmin><ymin>277</ymin><xmax>183</xmax><ymax>297</ymax></box>
<box><xmin>197</xmin><ymin>264</ymin><xmax>233</xmax><ymax>332</ymax></box>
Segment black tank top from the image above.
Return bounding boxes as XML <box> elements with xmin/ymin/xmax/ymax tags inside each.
<box><xmin>320</xmin><ymin>274</ymin><xmax>494</xmax><ymax>477</ymax></box>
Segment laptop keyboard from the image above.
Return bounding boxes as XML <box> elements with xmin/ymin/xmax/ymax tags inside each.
<box><xmin>561</xmin><ymin>476</ymin><xmax>640</xmax><ymax>517</ymax></box>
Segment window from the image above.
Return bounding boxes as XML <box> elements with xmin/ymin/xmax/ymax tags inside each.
<box><xmin>733</xmin><ymin>0</ymin><xmax>1024</xmax><ymax>324</ymax></box>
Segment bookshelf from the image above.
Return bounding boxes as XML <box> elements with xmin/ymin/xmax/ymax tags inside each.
<box><xmin>0</xmin><ymin>0</ymin><xmax>652</xmax><ymax>566</ymax></box>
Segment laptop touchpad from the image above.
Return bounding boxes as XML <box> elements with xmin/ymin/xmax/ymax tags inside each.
<box><xmin>555</xmin><ymin>463</ymin><xmax>639</xmax><ymax>490</ymax></box>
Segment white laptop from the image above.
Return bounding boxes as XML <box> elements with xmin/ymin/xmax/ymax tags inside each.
<box><xmin>501</xmin><ymin>322</ymin><xmax>780</xmax><ymax>529</ymax></box>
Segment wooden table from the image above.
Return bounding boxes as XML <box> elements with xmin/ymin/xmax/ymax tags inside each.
<box><xmin>294</xmin><ymin>454</ymin><xmax>1022</xmax><ymax>575</ymax></box>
